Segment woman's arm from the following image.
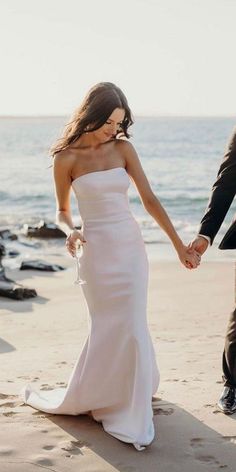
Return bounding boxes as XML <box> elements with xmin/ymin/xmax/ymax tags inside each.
<box><xmin>121</xmin><ymin>141</ymin><xmax>200</xmax><ymax>269</ymax></box>
<box><xmin>53</xmin><ymin>151</ymin><xmax>86</xmax><ymax>256</ymax></box>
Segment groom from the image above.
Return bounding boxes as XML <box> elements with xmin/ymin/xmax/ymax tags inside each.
<box><xmin>191</xmin><ymin>127</ymin><xmax>236</xmax><ymax>415</ymax></box>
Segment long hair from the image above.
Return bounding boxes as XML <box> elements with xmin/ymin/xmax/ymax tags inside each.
<box><xmin>50</xmin><ymin>82</ymin><xmax>134</xmax><ymax>156</ymax></box>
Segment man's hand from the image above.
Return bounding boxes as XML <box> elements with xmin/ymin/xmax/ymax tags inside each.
<box><xmin>177</xmin><ymin>243</ymin><xmax>201</xmax><ymax>269</ymax></box>
<box><xmin>189</xmin><ymin>236</ymin><xmax>209</xmax><ymax>255</ymax></box>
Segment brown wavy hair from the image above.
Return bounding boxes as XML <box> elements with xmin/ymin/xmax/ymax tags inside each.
<box><xmin>50</xmin><ymin>82</ymin><xmax>134</xmax><ymax>156</ymax></box>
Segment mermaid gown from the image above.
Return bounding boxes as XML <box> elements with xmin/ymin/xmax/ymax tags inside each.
<box><xmin>20</xmin><ymin>166</ymin><xmax>160</xmax><ymax>451</ymax></box>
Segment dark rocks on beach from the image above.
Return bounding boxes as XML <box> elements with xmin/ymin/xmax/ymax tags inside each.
<box><xmin>0</xmin><ymin>221</ymin><xmax>68</xmax><ymax>300</ymax></box>
<box><xmin>7</xmin><ymin>249</ymin><xmax>20</xmax><ymax>257</ymax></box>
<box><xmin>20</xmin><ymin>260</ymin><xmax>65</xmax><ymax>272</ymax></box>
<box><xmin>24</xmin><ymin>221</ymin><xmax>66</xmax><ymax>238</ymax></box>
<box><xmin>0</xmin><ymin>266</ymin><xmax>37</xmax><ymax>300</ymax></box>
<box><xmin>1</xmin><ymin>245</ymin><xmax>21</xmax><ymax>258</ymax></box>
<box><xmin>0</xmin><ymin>229</ymin><xmax>18</xmax><ymax>241</ymax></box>
<box><xmin>0</xmin><ymin>243</ymin><xmax>6</xmax><ymax>257</ymax></box>
<box><xmin>0</xmin><ymin>242</ymin><xmax>37</xmax><ymax>300</ymax></box>
<box><xmin>20</xmin><ymin>240</ymin><xmax>41</xmax><ymax>249</ymax></box>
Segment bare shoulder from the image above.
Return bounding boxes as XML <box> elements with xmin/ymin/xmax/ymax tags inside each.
<box><xmin>115</xmin><ymin>138</ymin><xmax>135</xmax><ymax>151</ymax></box>
<box><xmin>115</xmin><ymin>139</ymin><xmax>154</xmax><ymax>202</ymax></box>
<box><xmin>114</xmin><ymin>139</ymin><xmax>138</xmax><ymax>161</ymax></box>
<box><xmin>114</xmin><ymin>138</ymin><xmax>148</xmax><ymax>181</ymax></box>
<box><xmin>53</xmin><ymin>148</ymin><xmax>75</xmax><ymax>165</ymax></box>
<box><xmin>53</xmin><ymin>148</ymin><xmax>77</xmax><ymax>175</ymax></box>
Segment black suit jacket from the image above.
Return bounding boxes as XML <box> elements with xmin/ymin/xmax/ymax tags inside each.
<box><xmin>199</xmin><ymin>127</ymin><xmax>236</xmax><ymax>249</ymax></box>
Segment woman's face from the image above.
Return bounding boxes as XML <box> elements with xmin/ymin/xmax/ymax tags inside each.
<box><xmin>94</xmin><ymin>108</ymin><xmax>126</xmax><ymax>142</ymax></box>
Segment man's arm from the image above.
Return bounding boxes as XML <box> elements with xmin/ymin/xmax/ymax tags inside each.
<box><xmin>198</xmin><ymin>127</ymin><xmax>236</xmax><ymax>244</ymax></box>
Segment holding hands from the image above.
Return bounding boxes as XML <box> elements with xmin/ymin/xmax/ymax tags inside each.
<box><xmin>177</xmin><ymin>243</ymin><xmax>201</xmax><ymax>270</ymax></box>
<box><xmin>183</xmin><ymin>235</ymin><xmax>209</xmax><ymax>270</ymax></box>
<box><xmin>189</xmin><ymin>236</ymin><xmax>209</xmax><ymax>257</ymax></box>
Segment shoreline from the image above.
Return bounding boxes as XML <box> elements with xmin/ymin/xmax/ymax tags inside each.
<box><xmin>2</xmin><ymin>234</ymin><xmax>235</xmax><ymax>274</ymax></box>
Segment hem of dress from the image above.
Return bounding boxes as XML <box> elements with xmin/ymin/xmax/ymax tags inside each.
<box><xmin>102</xmin><ymin>425</ymin><xmax>155</xmax><ymax>451</ymax></box>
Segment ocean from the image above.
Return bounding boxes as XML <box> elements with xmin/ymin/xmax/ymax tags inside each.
<box><xmin>1</xmin><ymin>116</ymin><xmax>236</xmax><ymax>262</ymax></box>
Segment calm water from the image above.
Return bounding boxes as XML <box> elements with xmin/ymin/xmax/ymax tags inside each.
<box><xmin>0</xmin><ymin>116</ymin><xmax>236</xmax><ymax>260</ymax></box>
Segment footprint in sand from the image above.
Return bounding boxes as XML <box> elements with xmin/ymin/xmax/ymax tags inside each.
<box><xmin>42</xmin><ymin>445</ymin><xmax>55</xmax><ymax>450</ymax></box>
<box><xmin>164</xmin><ymin>378</ymin><xmax>180</xmax><ymax>382</ymax></box>
<box><xmin>0</xmin><ymin>401</ymin><xmax>20</xmax><ymax>408</ymax></box>
<box><xmin>56</xmin><ymin>361</ymin><xmax>67</xmax><ymax>365</ymax></box>
<box><xmin>195</xmin><ymin>454</ymin><xmax>221</xmax><ymax>466</ymax></box>
<box><xmin>40</xmin><ymin>384</ymin><xmax>54</xmax><ymax>391</ymax></box>
<box><xmin>190</xmin><ymin>437</ymin><xmax>227</xmax><ymax>468</ymax></box>
<box><xmin>60</xmin><ymin>439</ymin><xmax>90</xmax><ymax>455</ymax></box>
<box><xmin>0</xmin><ymin>393</ymin><xmax>17</xmax><ymax>400</ymax></box>
<box><xmin>30</xmin><ymin>456</ymin><xmax>54</xmax><ymax>466</ymax></box>
<box><xmin>0</xmin><ymin>447</ymin><xmax>16</xmax><ymax>456</ymax></box>
<box><xmin>3</xmin><ymin>411</ymin><xmax>18</xmax><ymax>417</ymax></box>
<box><xmin>153</xmin><ymin>407</ymin><xmax>174</xmax><ymax>416</ymax></box>
<box><xmin>190</xmin><ymin>438</ymin><xmax>204</xmax><ymax>446</ymax></box>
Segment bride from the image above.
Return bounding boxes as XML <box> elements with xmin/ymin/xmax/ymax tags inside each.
<box><xmin>21</xmin><ymin>82</ymin><xmax>200</xmax><ymax>451</ymax></box>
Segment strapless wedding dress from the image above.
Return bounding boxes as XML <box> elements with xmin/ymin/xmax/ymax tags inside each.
<box><xmin>20</xmin><ymin>167</ymin><xmax>160</xmax><ymax>451</ymax></box>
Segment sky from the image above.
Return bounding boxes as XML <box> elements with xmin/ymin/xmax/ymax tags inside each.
<box><xmin>1</xmin><ymin>0</ymin><xmax>236</xmax><ymax>117</ymax></box>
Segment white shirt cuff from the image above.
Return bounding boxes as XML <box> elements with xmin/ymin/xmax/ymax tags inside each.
<box><xmin>198</xmin><ymin>234</ymin><xmax>211</xmax><ymax>245</ymax></box>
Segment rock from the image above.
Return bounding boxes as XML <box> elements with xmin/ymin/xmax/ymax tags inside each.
<box><xmin>0</xmin><ymin>229</ymin><xmax>18</xmax><ymax>241</ymax></box>
<box><xmin>20</xmin><ymin>240</ymin><xmax>41</xmax><ymax>249</ymax></box>
<box><xmin>0</xmin><ymin>243</ymin><xmax>6</xmax><ymax>258</ymax></box>
<box><xmin>7</xmin><ymin>249</ymin><xmax>20</xmax><ymax>258</ymax></box>
<box><xmin>0</xmin><ymin>266</ymin><xmax>37</xmax><ymax>300</ymax></box>
<box><xmin>20</xmin><ymin>260</ymin><xmax>65</xmax><ymax>272</ymax></box>
<box><xmin>23</xmin><ymin>220</ymin><xmax>66</xmax><ymax>238</ymax></box>
<box><xmin>0</xmin><ymin>240</ymin><xmax>37</xmax><ymax>300</ymax></box>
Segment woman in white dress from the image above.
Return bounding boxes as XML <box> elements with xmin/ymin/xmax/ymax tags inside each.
<box><xmin>21</xmin><ymin>82</ymin><xmax>200</xmax><ymax>451</ymax></box>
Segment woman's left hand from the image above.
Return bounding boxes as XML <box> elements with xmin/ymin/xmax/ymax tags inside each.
<box><xmin>177</xmin><ymin>244</ymin><xmax>201</xmax><ymax>269</ymax></box>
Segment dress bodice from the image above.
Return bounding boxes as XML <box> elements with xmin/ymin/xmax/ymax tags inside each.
<box><xmin>72</xmin><ymin>167</ymin><xmax>131</xmax><ymax>222</ymax></box>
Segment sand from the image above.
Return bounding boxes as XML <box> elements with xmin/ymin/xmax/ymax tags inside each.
<box><xmin>0</xmin><ymin>252</ymin><xmax>236</xmax><ymax>472</ymax></box>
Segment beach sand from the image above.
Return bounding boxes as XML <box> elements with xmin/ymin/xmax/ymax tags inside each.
<box><xmin>0</xmin><ymin>254</ymin><xmax>236</xmax><ymax>471</ymax></box>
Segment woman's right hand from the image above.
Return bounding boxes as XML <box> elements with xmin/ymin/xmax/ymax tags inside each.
<box><xmin>65</xmin><ymin>229</ymin><xmax>86</xmax><ymax>257</ymax></box>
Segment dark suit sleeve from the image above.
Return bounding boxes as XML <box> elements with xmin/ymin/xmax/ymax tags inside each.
<box><xmin>198</xmin><ymin>127</ymin><xmax>236</xmax><ymax>244</ymax></box>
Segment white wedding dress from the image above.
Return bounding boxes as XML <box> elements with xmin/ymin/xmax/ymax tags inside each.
<box><xmin>20</xmin><ymin>166</ymin><xmax>160</xmax><ymax>451</ymax></box>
